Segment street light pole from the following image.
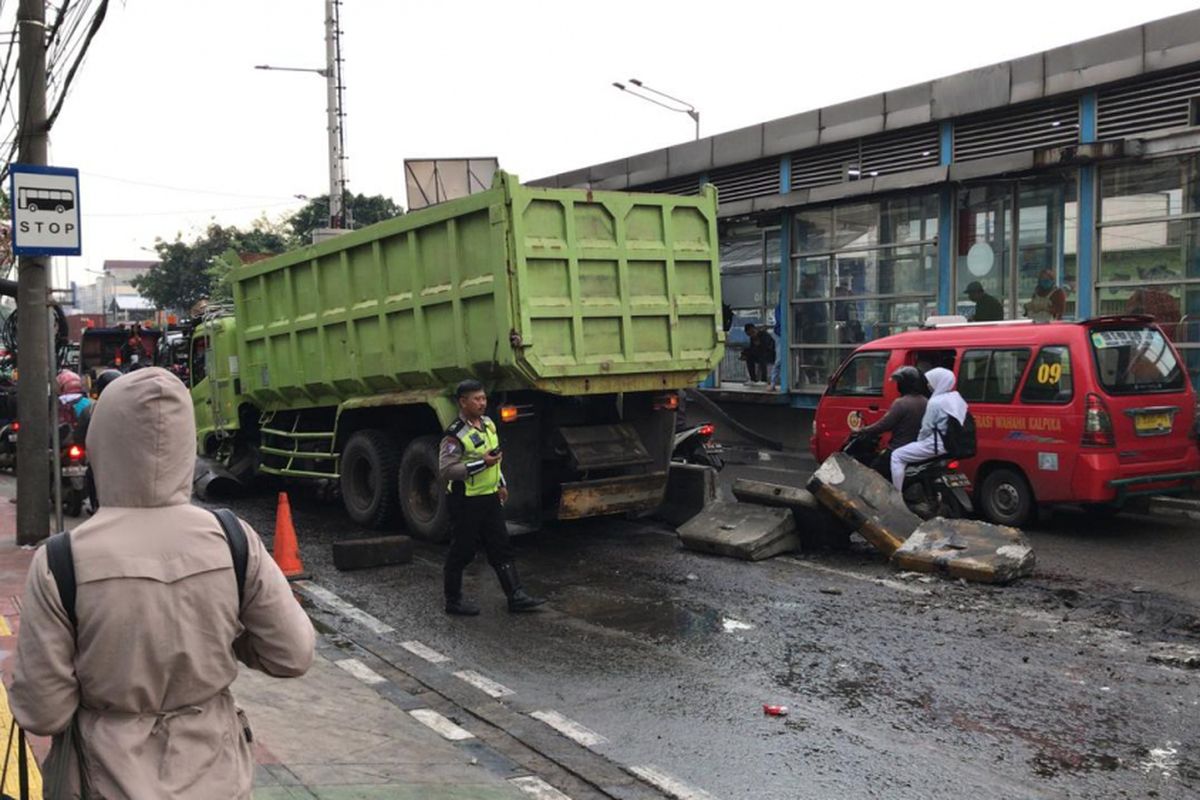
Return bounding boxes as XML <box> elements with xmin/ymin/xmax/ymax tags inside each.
<box><xmin>613</xmin><ymin>78</ymin><xmax>700</xmax><ymax>141</ymax></box>
<box><xmin>255</xmin><ymin>0</ymin><xmax>347</xmax><ymax>229</ymax></box>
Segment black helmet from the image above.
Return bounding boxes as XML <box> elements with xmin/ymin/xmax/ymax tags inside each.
<box><xmin>94</xmin><ymin>369</ymin><xmax>122</xmax><ymax>397</ymax></box>
<box><xmin>891</xmin><ymin>366</ymin><xmax>927</xmax><ymax>397</ymax></box>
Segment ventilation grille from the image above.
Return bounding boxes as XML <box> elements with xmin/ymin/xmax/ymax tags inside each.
<box><xmin>953</xmin><ymin>98</ymin><xmax>1079</xmax><ymax>161</ymax></box>
<box><xmin>1098</xmin><ymin>65</ymin><xmax>1200</xmax><ymax>139</ymax></box>
<box><xmin>790</xmin><ymin>124</ymin><xmax>939</xmax><ymax>191</ymax></box>
<box><xmin>631</xmin><ymin>175</ymin><xmax>700</xmax><ymax>195</ymax></box>
<box><xmin>709</xmin><ymin>159</ymin><xmax>780</xmax><ymax>203</ymax></box>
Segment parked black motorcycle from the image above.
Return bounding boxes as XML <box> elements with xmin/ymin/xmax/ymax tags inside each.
<box><xmin>672</xmin><ymin>422</ymin><xmax>724</xmax><ymax>470</ymax></box>
<box><xmin>842</xmin><ymin>430</ymin><xmax>973</xmax><ymax>520</ymax></box>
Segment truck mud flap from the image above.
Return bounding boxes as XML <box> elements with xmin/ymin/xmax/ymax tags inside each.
<box><xmin>806</xmin><ymin>452</ymin><xmax>922</xmax><ymax>556</ymax></box>
<box><xmin>557</xmin><ymin>472</ymin><xmax>667</xmax><ymax>520</ymax></box>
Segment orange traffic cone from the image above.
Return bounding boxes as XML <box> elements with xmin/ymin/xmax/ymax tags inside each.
<box><xmin>273</xmin><ymin>492</ymin><xmax>307</xmax><ymax>580</ymax></box>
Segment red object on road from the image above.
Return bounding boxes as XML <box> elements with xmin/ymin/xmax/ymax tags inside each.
<box><xmin>762</xmin><ymin>704</ymin><xmax>788</xmax><ymax>717</ymax></box>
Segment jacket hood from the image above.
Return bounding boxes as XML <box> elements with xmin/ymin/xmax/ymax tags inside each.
<box><xmin>926</xmin><ymin>367</ymin><xmax>957</xmax><ymax>396</ymax></box>
<box><xmin>87</xmin><ymin>367</ymin><xmax>195</xmax><ymax>507</ymax></box>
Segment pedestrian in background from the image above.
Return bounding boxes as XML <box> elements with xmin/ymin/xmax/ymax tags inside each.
<box><xmin>964</xmin><ymin>281</ymin><xmax>1003</xmax><ymax>322</ymax></box>
<box><xmin>440</xmin><ymin>379</ymin><xmax>546</xmax><ymax>615</ymax></box>
<box><xmin>10</xmin><ymin>368</ymin><xmax>314</xmax><ymax>799</ymax></box>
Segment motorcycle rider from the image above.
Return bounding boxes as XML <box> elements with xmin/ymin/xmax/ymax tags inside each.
<box><xmin>888</xmin><ymin>367</ymin><xmax>968</xmax><ymax>493</ymax></box>
<box><xmin>855</xmin><ymin>366</ymin><xmax>929</xmax><ymax>480</ymax></box>
<box><xmin>74</xmin><ymin>369</ymin><xmax>122</xmax><ymax>512</ymax></box>
<box><xmin>56</xmin><ymin>370</ymin><xmax>92</xmax><ymax>422</ymax></box>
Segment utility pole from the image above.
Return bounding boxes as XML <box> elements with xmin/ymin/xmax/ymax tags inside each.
<box><xmin>15</xmin><ymin>0</ymin><xmax>50</xmax><ymax>545</ymax></box>
<box><xmin>324</xmin><ymin>0</ymin><xmax>347</xmax><ymax>229</ymax></box>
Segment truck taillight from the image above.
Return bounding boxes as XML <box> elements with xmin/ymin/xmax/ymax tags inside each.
<box><xmin>1082</xmin><ymin>393</ymin><xmax>1114</xmax><ymax>447</ymax></box>
<box><xmin>67</xmin><ymin>444</ymin><xmax>84</xmax><ymax>462</ymax></box>
<box><xmin>652</xmin><ymin>393</ymin><xmax>679</xmax><ymax>411</ymax></box>
<box><xmin>499</xmin><ymin>405</ymin><xmax>519</xmax><ymax>423</ymax></box>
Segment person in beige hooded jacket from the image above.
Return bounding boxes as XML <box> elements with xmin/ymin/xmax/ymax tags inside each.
<box><xmin>9</xmin><ymin>367</ymin><xmax>315</xmax><ymax>798</ymax></box>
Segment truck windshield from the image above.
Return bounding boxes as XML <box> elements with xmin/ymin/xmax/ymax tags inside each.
<box><xmin>1089</xmin><ymin>326</ymin><xmax>1184</xmax><ymax>394</ymax></box>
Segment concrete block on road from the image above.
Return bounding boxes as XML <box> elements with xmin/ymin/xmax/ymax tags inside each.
<box><xmin>676</xmin><ymin>501</ymin><xmax>798</xmax><ymax>561</ymax></box>
<box><xmin>892</xmin><ymin>517</ymin><xmax>1034</xmax><ymax>584</ymax></box>
<box><xmin>806</xmin><ymin>453</ymin><xmax>921</xmax><ymax>555</ymax></box>
<box><xmin>657</xmin><ymin>463</ymin><xmax>718</xmax><ymax>527</ymax></box>
<box><xmin>332</xmin><ymin>535</ymin><xmax>414</xmax><ymax>572</ymax></box>
<box><xmin>732</xmin><ymin>478</ymin><xmax>852</xmax><ymax>551</ymax></box>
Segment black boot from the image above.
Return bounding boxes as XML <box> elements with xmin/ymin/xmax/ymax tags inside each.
<box><xmin>444</xmin><ymin>570</ymin><xmax>479</xmax><ymax>616</ymax></box>
<box><xmin>495</xmin><ymin>562</ymin><xmax>546</xmax><ymax>612</ymax></box>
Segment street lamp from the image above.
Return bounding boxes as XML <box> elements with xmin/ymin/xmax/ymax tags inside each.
<box><xmin>254</xmin><ymin>0</ymin><xmax>348</xmax><ymax>231</ymax></box>
<box><xmin>613</xmin><ymin>78</ymin><xmax>700</xmax><ymax>141</ymax></box>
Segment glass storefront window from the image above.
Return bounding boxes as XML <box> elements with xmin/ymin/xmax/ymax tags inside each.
<box><xmin>718</xmin><ymin>226</ymin><xmax>781</xmax><ymax>385</ymax></box>
<box><xmin>1098</xmin><ymin>156</ymin><xmax>1200</xmax><ymax>386</ymax></box>
<box><xmin>790</xmin><ymin>193</ymin><xmax>938</xmax><ymax>390</ymax></box>
<box><xmin>956</xmin><ymin>177</ymin><xmax>1077</xmax><ymax>322</ymax></box>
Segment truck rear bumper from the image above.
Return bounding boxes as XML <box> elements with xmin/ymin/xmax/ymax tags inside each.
<box><xmin>556</xmin><ymin>472</ymin><xmax>668</xmax><ymax>520</ymax></box>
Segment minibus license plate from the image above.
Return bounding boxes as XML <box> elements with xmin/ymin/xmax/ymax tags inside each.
<box><xmin>1133</xmin><ymin>412</ymin><xmax>1172</xmax><ymax>435</ymax></box>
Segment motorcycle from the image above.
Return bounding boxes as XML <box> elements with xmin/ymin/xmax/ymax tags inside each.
<box><xmin>841</xmin><ymin>430</ymin><xmax>973</xmax><ymax>520</ymax></box>
<box><xmin>0</xmin><ymin>419</ymin><xmax>17</xmax><ymax>471</ymax></box>
<box><xmin>673</xmin><ymin>422</ymin><xmax>724</xmax><ymax>470</ymax></box>
<box><xmin>60</xmin><ymin>438</ymin><xmax>88</xmax><ymax>517</ymax></box>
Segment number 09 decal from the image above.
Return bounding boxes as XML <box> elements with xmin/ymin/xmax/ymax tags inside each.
<box><xmin>1036</xmin><ymin>363</ymin><xmax>1063</xmax><ymax>384</ymax></box>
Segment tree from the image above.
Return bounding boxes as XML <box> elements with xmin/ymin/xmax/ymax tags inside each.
<box><xmin>287</xmin><ymin>192</ymin><xmax>403</xmax><ymax>247</ymax></box>
<box><xmin>132</xmin><ymin>218</ymin><xmax>290</xmax><ymax>313</ymax></box>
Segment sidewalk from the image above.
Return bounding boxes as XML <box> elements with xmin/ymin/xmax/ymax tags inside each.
<box><xmin>0</xmin><ymin>475</ymin><xmax>527</xmax><ymax>800</ymax></box>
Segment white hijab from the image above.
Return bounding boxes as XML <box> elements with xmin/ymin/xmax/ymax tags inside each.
<box><xmin>925</xmin><ymin>367</ymin><xmax>968</xmax><ymax>424</ymax></box>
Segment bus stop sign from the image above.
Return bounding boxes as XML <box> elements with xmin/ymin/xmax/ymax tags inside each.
<box><xmin>9</xmin><ymin>164</ymin><xmax>81</xmax><ymax>256</ymax></box>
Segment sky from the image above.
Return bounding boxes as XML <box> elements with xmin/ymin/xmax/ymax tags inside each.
<box><xmin>23</xmin><ymin>0</ymin><xmax>1200</xmax><ymax>290</ymax></box>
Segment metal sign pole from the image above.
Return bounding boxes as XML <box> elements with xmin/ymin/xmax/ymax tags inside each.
<box><xmin>48</xmin><ymin>309</ymin><xmax>61</xmax><ymax>533</ymax></box>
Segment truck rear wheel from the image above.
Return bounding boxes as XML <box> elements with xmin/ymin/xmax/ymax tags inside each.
<box><xmin>340</xmin><ymin>430</ymin><xmax>400</xmax><ymax>529</ymax></box>
<box><xmin>398</xmin><ymin>435</ymin><xmax>450</xmax><ymax>543</ymax></box>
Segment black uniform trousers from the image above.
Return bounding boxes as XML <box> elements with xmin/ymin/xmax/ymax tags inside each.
<box><xmin>444</xmin><ymin>490</ymin><xmax>514</xmax><ymax>577</ymax></box>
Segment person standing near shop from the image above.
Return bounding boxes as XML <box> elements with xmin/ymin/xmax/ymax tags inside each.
<box><xmin>964</xmin><ymin>281</ymin><xmax>1003</xmax><ymax>322</ymax></box>
<box><xmin>439</xmin><ymin>379</ymin><xmax>546</xmax><ymax>616</ymax></box>
<box><xmin>1024</xmin><ymin>269</ymin><xmax>1066</xmax><ymax>322</ymax></box>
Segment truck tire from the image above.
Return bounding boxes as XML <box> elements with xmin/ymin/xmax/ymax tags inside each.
<box><xmin>398</xmin><ymin>435</ymin><xmax>450</xmax><ymax>543</ymax></box>
<box><xmin>340</xmin><ymin>430</ymin><xmax>400</xmax><ymax>529</ymax></box>
<box><xmin>978</xmin><ymin>467</ymin><xmax>1033</xmax><ymax>528</ymax></box>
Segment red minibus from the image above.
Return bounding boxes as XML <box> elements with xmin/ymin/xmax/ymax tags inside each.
<box><xmin>812</xmin><ymin>316</ymin><xmax>1200</xmax><ymax>526</ymax></box>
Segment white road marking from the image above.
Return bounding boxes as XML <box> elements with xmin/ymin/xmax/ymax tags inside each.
<box><xmin>334</xmin><ymin>657</ymin><xmax>387</xmax><ymax>685</ymax></box>
<box><xmin>409</xmin><ymin>708</ymin><xmax>475</xmax><ymax>741</ymax></box>
<box><xmin>530</xmin><ymin>710</ymin><xmax>608</xmax><ymax>748</ymax></box>
<box><xmin>400</xmin><ymin>639</ymin><xmax>451</xmax><ymax>664</ymax></box>
<box><xmin>509</xmin><ymin>776</ymin><xmax>573</xmax><ymax>800</ymax></box>
<box><xmin>721</xmin><ymin>617</ymin><xmax>754</xmax><ymax>632</ymax></box>
<box><xmin>628</xmin><ymin>764</ymin><xmax>717</xmax><ymax>800</ymax></box>
<box><xmin>778</xmin><ymin>557</ymin><xmax>931</xmax><ymax>596</ymax></box>
<box><xmin>293</xmin><ymin>581</ymin><xmax>395</xmax><ymax>634</ymax></box>
<box><xmin>454</xmin><ymin>669</ymin><xmax>515</xmax><ymax>698</ymax></box>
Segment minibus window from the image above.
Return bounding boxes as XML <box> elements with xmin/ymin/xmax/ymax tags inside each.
<box><xmin>1089</xmin><ymin>326</ymin><xmax>1184</xmax><ymax>394</ymax></box>
<box><xmin>910</xmin><ymin>349</ymin><xmax>956</xmax><ymax>372</ymax></box>
<box><xmin>829</xmin><ymin>352</ymin><xmax>890</xmax><ymax>397</ymax></box>
<box><xmin>1020</xmin><ymin>346</ymin><xmax>1074</xmax><ymax>405</ymax></box>
<box><xmin>958</xmin><ymin>349</ymin><xmax>1031</xmax><ymax>403</ymax></box>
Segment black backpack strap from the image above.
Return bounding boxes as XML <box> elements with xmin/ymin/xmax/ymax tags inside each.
<box><xmin>211</xmin><ymin>509</ymin><xmax>249</xmax><ymax>609</ymax></box>
<box><xmin>44</xmin><ymin>531</ymin><xmax>77</xmax><ymax>629</ymax></box>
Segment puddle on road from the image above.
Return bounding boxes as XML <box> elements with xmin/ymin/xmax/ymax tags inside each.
<box><xmin>554</xmin><ymin>590</ymin><xmax>731</xmax><ymax>640</ymax></box>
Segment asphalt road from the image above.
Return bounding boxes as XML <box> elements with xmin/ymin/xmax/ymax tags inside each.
<box><xmin>211</xmin><ymin>450</ymin><xmax>1200</xmax><ymax>800</ymax></box>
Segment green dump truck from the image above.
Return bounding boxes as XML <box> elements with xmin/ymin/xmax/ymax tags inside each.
<box><xmin>189</xmin><ymin>172</ymin><xmax>722</xmax><ymax>540</ymax></box>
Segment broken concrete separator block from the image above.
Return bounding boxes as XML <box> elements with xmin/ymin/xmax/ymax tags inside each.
<box><xmin>657</xmin><ymin>463</ymin><xmax>719</xmax><ymax>527</ymax></box>
<box><xmin>332</xmin><ymin>535</ymin><xmax>414</xmax><ymax>572</ymax></box>
<box><xmin>732</xmin><ymin>478</ymin><xmax>852</xmax><ymax>551</ymax></box>
<box><xmin>892</xmin><ymin>518</ymin><xmax>1035</xmax><ymax>584</ymax></box>
<box><xmin>806</xmin><ymin>452</ymin><xmax>922</xmax><ymax>556</ymax></box>
<box><xmin>676</xmin><ymin>501</ymin><xmax>799</xmax><ymax>561</ymax></box>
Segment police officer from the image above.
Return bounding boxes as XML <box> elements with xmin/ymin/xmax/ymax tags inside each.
<box><xmin>439</xmin><ymin>379</ymin><xmax>546</xmax><ymax>616</ymax></box>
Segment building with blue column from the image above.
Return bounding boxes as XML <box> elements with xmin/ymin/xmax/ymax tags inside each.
<box><xmin>533</xmin><ymin>10</ymin><xmax>1200</xmax><ymax>402</ymax></box>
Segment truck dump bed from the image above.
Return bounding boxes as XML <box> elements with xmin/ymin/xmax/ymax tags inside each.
<box><xmin>232</xmin><ymin>173</ymin><xmax>722</xmax><ymax>409</ymax></box>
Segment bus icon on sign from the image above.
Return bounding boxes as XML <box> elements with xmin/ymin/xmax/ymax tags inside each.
<box><xmin>17</xmin><ymin>186</ymin><xmax>75</xmax><ymax>214</ymax></box>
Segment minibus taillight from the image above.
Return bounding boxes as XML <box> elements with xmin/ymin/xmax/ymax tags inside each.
<box><xmin>1082</xmin><ymin>393</ymin><xmax>1114</xmax><ymax>447</ymax></box>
